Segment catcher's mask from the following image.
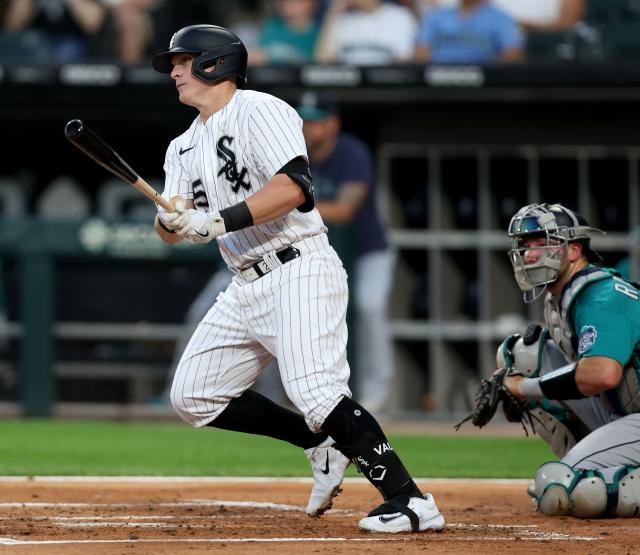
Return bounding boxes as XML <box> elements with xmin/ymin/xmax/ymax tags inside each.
<box><xmin>507</xmin><ymin>203</ymin><xmax>604</xmax><ymax>302</ymax></box>
<box><xmin>152</xmin><ymin>24</ymin><xmax>248</xmax><ymax>87</ymax></box>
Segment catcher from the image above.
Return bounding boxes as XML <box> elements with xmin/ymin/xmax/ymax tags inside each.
<box><xmin>458</xmin><ymin>203</ymin><xmax>640</xmax><ymax>518</ymax></box>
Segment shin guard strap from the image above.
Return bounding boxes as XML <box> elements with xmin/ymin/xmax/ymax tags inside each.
<box><xmin>368</xmin><ymin>495</ymin><xmax>419</xmax><ymax>532</ymax></box>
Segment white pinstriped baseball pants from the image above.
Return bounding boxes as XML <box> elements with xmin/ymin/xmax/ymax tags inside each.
<box><xmin>170</xmin><ymin>234</ymin><xmax>352</xmax><ymax>432</ymax></box>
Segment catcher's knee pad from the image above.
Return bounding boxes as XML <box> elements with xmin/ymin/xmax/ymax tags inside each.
<box><xmin>529</xmin><ymin>407</ymin><xmax>577</xmax><ymax>459</ymax></box>
<box><xmin>613</xmin><ymin>466</ymin><xmax>640</xmax><ymax>517</ymax></box>
<box><xmin>531</xmin><ymin>462</ymin><xmax>607</xmax><ymax>518</ymax></box>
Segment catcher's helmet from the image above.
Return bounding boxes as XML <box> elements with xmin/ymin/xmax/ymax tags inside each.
<box><xmin>507</xmin><ymin>203</ymin><xmax>604</xmax><ymax>302</ymax></box>
<box><xmin>152</xmin><ymin>24</ymin><xmax>248</xmax><ymax>87</ymax></box>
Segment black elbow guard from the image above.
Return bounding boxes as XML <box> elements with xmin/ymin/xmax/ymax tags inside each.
<box><xmin>277</xmin><ymin>156</ymin><xmax>315</xmax><ymax>213</ymax></box>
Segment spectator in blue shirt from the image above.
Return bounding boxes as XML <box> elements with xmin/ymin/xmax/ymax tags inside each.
<box><xmin>414</xmin><ymin>0</ymin><xmax>523</xmax><ymax>64</ymax></box>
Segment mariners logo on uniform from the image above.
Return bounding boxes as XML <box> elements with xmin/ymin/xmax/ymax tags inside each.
<box><xmin>578</xmin><ymin>325</ymin><xmax>598</xmax><ymax>354</ymax></box>
<box><xmin>217</xmin><ymin>136</ymin><xmax>251</xmax><ymax>193</ymax></box>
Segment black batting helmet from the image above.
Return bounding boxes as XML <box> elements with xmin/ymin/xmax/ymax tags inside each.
<box><xmin>152</xmin><ymin>24</ymin><xmax>248</xmax><ymax>87</ymax></box>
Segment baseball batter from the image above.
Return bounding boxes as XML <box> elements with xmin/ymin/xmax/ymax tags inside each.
<box><xmin>499</xmin><ymin>203</ymin><xmax>640</xmax><ymax>518</ymax></box>
<box><xmin>151</xmin><ymin>24</ymin><xmax>445</xmax><ymax>533</ymax></box>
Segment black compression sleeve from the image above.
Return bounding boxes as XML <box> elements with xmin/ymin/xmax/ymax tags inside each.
<box><xmin>220</xmin><ymin>201</ymin><xmax>254</xmax><ymax>232</ymax></box>
<box><xmin>209</xmin><ymin>390</ymin><xmax>327</xmax><ymax>449</ymax></box>
<box><xmin>538</xmin><ymin>363</ymin><xmax>586</xmax><ymax>400</ymax></box>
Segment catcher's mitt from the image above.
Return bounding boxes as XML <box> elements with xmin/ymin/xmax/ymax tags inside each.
<box><xmin>455</xmin><ymin>368</ymin><xmax>535</xmax><ymax>435</ymax></box>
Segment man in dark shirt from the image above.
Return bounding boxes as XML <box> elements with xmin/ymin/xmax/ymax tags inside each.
<box><xmin>297</xmin><ymin>91</ymin><xmax>395</xmax><ymax>415</ymax></box>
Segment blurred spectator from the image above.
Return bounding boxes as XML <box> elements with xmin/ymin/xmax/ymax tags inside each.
<box><xmin>414</xmin><ymin>0</ymin><xmax>524</xmax><ymax>64</ymax></box>
<box><xmin>412</xmin><ymin>0</ymin><xmax>457</xmax><ymax>16</ymax></box>
<box><xmin>296</xmin><ymin>91</ymin><xmax>396</xmax><ymax>415</ymax></box>
<box><xmin>102</xmin><ymin>0</ymin><xmax>157</xmax><ymax>64</ymax></box>
<box><xmin>315</xmin><ymin>0</ymin><xmax>418</xmax><ymax>65</ymax></box>
<box><xmin>249</xmin><ymin>0</ymin><xmax>321</xmax><ymax>65</ymax></box>
<box><xmin>492</xmin><ymin>1</ymin><xmax>588</xmax><ymax>63</ymax></box>
<box><xmin>1</xmin><ymin>0</ymin><xmax>107</xmax><ymax>64</ymax></box>
<box><xmin>492</xmin><ymin>0</ymin><xmax>584</xmax><ymax>33</ymax></box>
<box><xmin>414</xmin><ymin>0</ymin><xmax>584</xmax><ymax>30</ymax></box>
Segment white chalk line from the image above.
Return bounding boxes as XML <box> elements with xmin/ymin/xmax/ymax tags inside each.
<box><xmin>0</xmin><ymin>494</ymin><xmax>602</xmax><ymax>544</ymax></box>
<box><xmin>0</xmin><ymin>535</ymin><xmax>601</xmax><ymax>545</ymax></box>
<box><xmin>0</xmin><ymin>538</ymin><xmax>409</xmax><ymax>545</ymax></box>
<box><xmin>0</xmin><ymin>500</ymin><xmax>305</xmax><ymax>511</ymax></box>
<box><xmin>0</xmin><ymin>504</ymin><xmax>602</xmax><ymax>544</ymax></box>
<box><xmin>42</xmin><ymin>522</ymin><xmax>601</xmax><ymax>539</ymax></box>
<box><xmin>0</xmin><ymin>476</ymin><xmax>530</xmax><ymax>484</ymax></box>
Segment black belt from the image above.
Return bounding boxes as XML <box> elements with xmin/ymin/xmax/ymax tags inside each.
<box><xmin>241</xmin><ymin>246</ymin><xmax>301</xmax><ymax>280</ymax></box>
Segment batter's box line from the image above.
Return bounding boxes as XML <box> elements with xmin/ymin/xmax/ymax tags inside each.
<box><xmin>0</xmin><ymin>499</ymin><xmax>358</xmax><ymax>515</ymax></box>
<box><xmin>0</xmin><ymin>476</ymin><xmax>531</xmax><ymax>484</ymax></box>
<box><xmin>0</xmin><ymin>534</ymin><xmax>603</xmax><ymax>546</ymax></box>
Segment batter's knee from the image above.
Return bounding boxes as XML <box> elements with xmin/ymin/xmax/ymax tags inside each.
<box><xmin>169</xmin><ymin>380</ymin><xmax>229</xmax><ymax>427</ymax></box>
<box><xmin>169</xmin><ymin>385</ymin><xmax>197</xmax><ymax>425</ymax></box>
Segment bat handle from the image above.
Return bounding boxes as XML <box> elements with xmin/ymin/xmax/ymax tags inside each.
<box><xmin>131</xmin><ymin>177</ymin><xmax>175</xmax><ymax>212</ymax></box>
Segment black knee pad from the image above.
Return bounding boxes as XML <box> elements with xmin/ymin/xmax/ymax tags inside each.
<box><xmin>321</xmin><ymin>397</ymin><xmax>384</xmax><ymax>446</ymax></box>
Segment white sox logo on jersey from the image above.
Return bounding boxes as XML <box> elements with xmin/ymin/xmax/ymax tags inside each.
<box><xmin>217</xmin><ymin>135</ymin><xmax>251</xmax><ymax>193</ymax></box>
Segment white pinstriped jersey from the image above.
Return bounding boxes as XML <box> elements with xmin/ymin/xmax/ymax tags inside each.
<box><xmin>161</xmin><ymin>89</ymin><xmax>327</xmax><ymax>270</ymax></box>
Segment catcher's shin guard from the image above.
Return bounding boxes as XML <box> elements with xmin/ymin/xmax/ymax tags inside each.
<box><xmin>322</xmin><ymin>397</ymin><xmax>420</xmax><ymax>500</ymax></box>
<box><xmin>612</xmin><ymin>466</ymin><xmax>640</xmax><ymax>517</ymax></box>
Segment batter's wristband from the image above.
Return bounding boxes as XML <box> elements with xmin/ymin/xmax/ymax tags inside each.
<box><xmin>538</xmin><ymin>363</ymin><xmax>585</xmax><ymax>400</ymax></box>
<box><xmin>220</xmin><ymin>201</ymin><xmax>254</xmax><ymax>232</ymax></box>
<box><xmin>157</xmin><ymin>216</ymin><xmax>176</xmax><ymax>234</ymax></box>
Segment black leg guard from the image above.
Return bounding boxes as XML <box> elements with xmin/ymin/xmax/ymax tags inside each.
<box><xmin>208</xmin><ymin>390</ymin><xmax>328</xmax><ymax>449</ymax></box>
<box><xmin>322</xmin><ymin>397</ymin><xmax>421</xmax><ymax>500</ymax></box>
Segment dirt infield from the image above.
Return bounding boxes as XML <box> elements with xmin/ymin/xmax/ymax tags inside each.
<box><xmin>0</xmin><ymin>478</ymin><xmax>635</xmax><ymax>554</ymax></box>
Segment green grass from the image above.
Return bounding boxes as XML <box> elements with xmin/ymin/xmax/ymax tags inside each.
<box><xmin>0</xmin><ymin>419</ymin><xmax>554</xmax><ymax>478</ymax></box>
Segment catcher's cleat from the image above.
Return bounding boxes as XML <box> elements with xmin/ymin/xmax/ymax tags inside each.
<box><xmin>304</xmin><ymin>435</ymin><xmax>350</xmax><ymax>517</ymax></box>
<box><xmin>359</xmin><ymin>493</ymin><xmax>445</xmax><ymax>533</ymax></box>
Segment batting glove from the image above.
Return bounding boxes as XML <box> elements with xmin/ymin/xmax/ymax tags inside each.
<box><xmin>157</xmin><ymin>199</ymin><xmax>188</xmax><ymax>231</ymax></box>
<box><xmin>174</xmin><ymin>209</ymin><xmax>227</xmax><ymax>244</ymax></box>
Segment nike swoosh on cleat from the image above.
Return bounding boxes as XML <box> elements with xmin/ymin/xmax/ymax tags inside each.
<box><xmin>179</xmin><ymin>145</ymin><xmax>195</xmax><ymax>155</ymax></box>
<box><xmin>194</xmin><ymin>229</ymin><xmax>209</xmax><ymax>238</ymax></box>
<box><xmin>321</xmin><ymin>451</ymin><xmax>330</xmax><ymax>475</ymax></box>
<box><xmin>379</xmin><ymin>514</ymin><xmax>402</xmax><ymax>524</ymax></box>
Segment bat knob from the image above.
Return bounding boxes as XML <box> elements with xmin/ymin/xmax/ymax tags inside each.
<box><xmin>65</xmin><ymin>119</ymin><xmax>84</xmax><ymax>139</ymax></box>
